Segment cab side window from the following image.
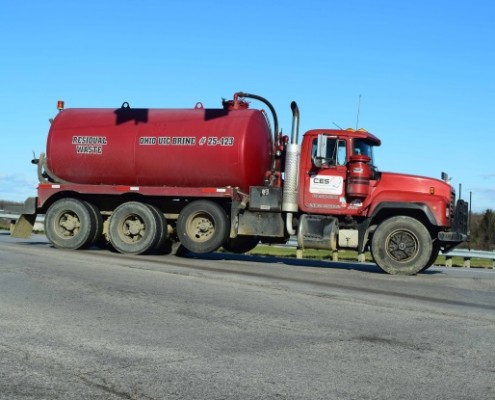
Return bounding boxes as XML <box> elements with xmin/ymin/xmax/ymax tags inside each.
<box><xmin>312</xmin><ymin>137</ymin><xmax>347</xmax><ymax>166</ymax></box>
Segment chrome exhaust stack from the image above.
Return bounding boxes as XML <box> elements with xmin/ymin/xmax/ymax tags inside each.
<box><xmin>283</xmin><ymin>101</ymin><xmax>301</xmax><ymax>235</ymax></box>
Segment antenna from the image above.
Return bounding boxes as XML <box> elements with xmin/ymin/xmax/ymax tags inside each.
<box><xmin>356</xmin><ymin>94</ymin><xmax>362</xmax><ymax>129</ymax></box>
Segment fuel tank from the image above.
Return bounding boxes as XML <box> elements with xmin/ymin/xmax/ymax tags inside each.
<box><xmin>46</xmin><ymin>102</ymin><xmax>273</xmax><ymax>191</ymax></box>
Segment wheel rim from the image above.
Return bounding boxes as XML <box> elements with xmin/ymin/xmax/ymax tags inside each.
<box><xmin>185</xmin><ymin>212</ymin><xmax>215</xmax><ymax>243</ymax></box>
<box><xmin>118</xmin><ymin>214</ymin><xmax>146</xmax><ymax>244</ymax></box>
<box><xmin>54</xmin><ymin>211</ymin><xmax>81</xmax><ymax>238</ymax></box>
<box><xmin>385</xmin><ymin>229</ymin><xmax>419</xmax><ymax>262</ymax></box>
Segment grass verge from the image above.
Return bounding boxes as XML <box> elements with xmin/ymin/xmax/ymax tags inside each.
<box><xmin>246</xmin><ymin>245</ymin><xmax>493</xmax><ymax>269</ymax></box>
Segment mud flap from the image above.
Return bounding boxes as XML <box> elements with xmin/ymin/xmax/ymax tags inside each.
<box><xmin>11</xmin><ymin>213</ymin><xmax>37</xmax><ymax>238</ymax></box>
<box><xmin>11</xmin><ymin>197</ymin><xmax>38</xmax><ymax>239</ymax></box>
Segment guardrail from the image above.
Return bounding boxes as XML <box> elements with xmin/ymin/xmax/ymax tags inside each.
<box><xmin>275</xmin><ymin>239</ymin><xmax>495</xmax><ymax>268</ymax></box>
<box><xmin>0</xmin><ymin>212</ymin><xmax>23</xmax><ymax>220</ymax></box>
<box><xmin>0</xmin><ymin>211</ymin><xmax>44</xmax><ymax>232</ymax></box>
<box><xmin>441</xmin><ymin>248</ymin><xmax>495</xmax><ymax>268</ymax></box>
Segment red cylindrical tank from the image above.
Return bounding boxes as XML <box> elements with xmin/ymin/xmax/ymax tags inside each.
<box><xmin>346</xmin><ymin>155</ymin><xmax>371</xmax><ymax>197</ymax></box>
<box><xmin>46</xmin><ymin>102</ymin><xmax>273</xmax><ymax>192</ymax></box>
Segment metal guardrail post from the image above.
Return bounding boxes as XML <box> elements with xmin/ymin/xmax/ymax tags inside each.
<box><xmin>441</xmin><ymin>249</ymin><xmax>495</xmax><ymax>269</ymax></box>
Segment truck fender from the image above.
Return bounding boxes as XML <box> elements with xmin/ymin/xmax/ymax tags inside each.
<box><xmin>358</xmin><ymin>202</ymin><xmax>438</xmax><ymax>253</ymax></box>
<box><xmin>368</xmin><ymin>202</ymin><xmax>438</xmax><ymax>226</ymax></box>
<box><xmin>357</xmin><ymin>218</ymin><xmax>372</xmax><ymax>254</ymax></box>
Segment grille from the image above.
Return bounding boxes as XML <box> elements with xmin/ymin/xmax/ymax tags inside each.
<box><xmin>449</xmin><ymin>189</ymin><xmax>456</xmax><ymax>224</ymax></box>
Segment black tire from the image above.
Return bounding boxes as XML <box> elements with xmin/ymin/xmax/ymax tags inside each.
<box><xmin>146</xmin><ymin>204</ymin><xmax>168</xmax><ymax>253</ymax></box>
<box><xmin>223</xmin><ymin>236</ymin><xmax>259</xmax><ymax>254</ymax></box>
<box><xmin>84</xmin><ymin>201</ymin><xmax>103</xmax><ymax>248</ymax></box>
<box><xmin>371</xmin><ymin>216</ymin><xmax>432</xmax><ymax>275</ymax></box>
<box><xmin>421</xmin><ymin>241</ymin><xmax>441</xmax><ymax>272</ymax></box>
<box><xmin>108</xmin><ymin>202</ymin><xmax>160</xmax><ymax>255</ymax></box>
<box><xmin>45</xmin><ymin>198</ymin><xmax>96</xmax><ymax>250</ymax></box>
<box><xmin>177</xmin><ymin>200</ymin><xmax>228</xmax><ymax>253</ymax></box>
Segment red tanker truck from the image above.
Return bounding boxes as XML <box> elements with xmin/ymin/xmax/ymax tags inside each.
<box><xmin>12</xmin><ymin>92</ymin><xmax>469</xmax><ymax>274</ymax></box>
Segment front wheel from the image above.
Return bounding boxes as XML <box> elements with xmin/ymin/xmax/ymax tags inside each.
<box><xmin>177</xmin><ymin>200</ymin><xmax>228</xmax><ymax>253</ymax></box>
<box><xmin>371</xmin><ymin>216</ymin><xmax>433</xmax><ymax>275</ymax></box>
<box><xmin>421</xmin><ymin>241</ymin><xmax>441</xmax><ymax>272</ymax></box>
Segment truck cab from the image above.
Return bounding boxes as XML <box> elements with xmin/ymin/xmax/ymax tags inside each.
<box><xmin>299</xmin><ymin>128</ymin><xmax>380</xmax><ymax>214</ymax></box>
<box><xmin>296</xmin><ymin>128</ymin><xmax>468</xmax><ymax>274</ymax></box>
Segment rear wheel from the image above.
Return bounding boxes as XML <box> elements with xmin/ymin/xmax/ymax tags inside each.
<box><xmin>177</xmin><ymin>200</ymin><xmax>228</xmax><ymax>253</ymax></box>
<box><xmin>223</xmin><ymin>236</ymin><xmax>259</xmax><ymax>253</ymax></box>
<box><xmin>84</xmin><ymin>201</ymin><xmax>103</xmax><ymax>247</ymax></box>
<box><xmin>45</xmin><ymin>198</ymin><xmax>96</xmax><ymax>250</ymax></box>
<box><xmin>371</xmin><ymin>216</ymin><xmax>432</xmax><ymax>275</ymax></box>
<box><xmin>108</xmin><ymin>202</ymin><xmax>160</xmax><ymax>255</ymax></box>
<box><xmin>146</xmin><ymin>204</ymin><xmax>168</xmax><ymax>253</ymax></box>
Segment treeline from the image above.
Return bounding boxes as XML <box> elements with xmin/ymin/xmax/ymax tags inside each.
<box><xmin>0</xmin><ymin>200</ymin><xmax>23</xmax><ymax>212</ymax></box>
<box><xmin>469</xmin><ymin>209</ymin><xmax>495</xmax><ymax>250</ymax></box>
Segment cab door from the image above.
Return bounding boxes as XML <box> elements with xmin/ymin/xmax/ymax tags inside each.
<box><xmin>301</xmin><ymin>135</ymin><xmax>348</xmax><ymax>212</ymax></box>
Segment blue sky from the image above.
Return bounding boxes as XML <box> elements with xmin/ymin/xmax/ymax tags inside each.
<box><xmin>1</xmin><ymin>0</ymin><xmax>493</xmax><ymax>212</ymax></box>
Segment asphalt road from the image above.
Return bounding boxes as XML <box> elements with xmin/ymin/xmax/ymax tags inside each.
<box><xmin>1</xmin><ymin>232</ymin><xmax>494</xmax><ymax>400</ymax></box>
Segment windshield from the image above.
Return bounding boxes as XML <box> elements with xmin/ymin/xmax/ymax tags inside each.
<box><xmin>353</xmin><ymin>139</ymin><xmax>375</xmax><ymax>165</ymax></box>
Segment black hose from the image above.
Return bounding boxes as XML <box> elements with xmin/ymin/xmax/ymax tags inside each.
<box><xmin>236</xmin><ymin>92</ymin><xmax>279</xmax><ymax>140</ymax></box>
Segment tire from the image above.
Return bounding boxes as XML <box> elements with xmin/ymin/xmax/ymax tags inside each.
<box><xmin>108</xmin><ymin>201</ymin><xmax>160</xmax><ymax>255</ymax></box>
<box><xmin>146</xmin><ymin>204</ymin><xmax>168</xmax><ymax>253</ymax></box>
<box><xmin>177</xmin><ymin>200</ymin><xmax>228</xmax><ymax>253</ymax></box>
<box><xmin>371</xmin><ymin>216</ymin><xmax>432</xmax><ymax>275</ymax></box>
<box><xmin>223</xmin><ymin>236</ymin><xmax>259</xmax><ymax>254</ymax></box>
<box><xmin>84</xmin><ymin>201</ymin><xmax>103</xmax><ymax>248</ymax></box>
<box><xmin>421</xmin><ymin>241</ymin><xmax>441</xmax><ymax>272</ymax></box>
<box><xmin>45</xmin><ymin>198</ymin><xmax>96</xmax><ymax>250</ymax></box>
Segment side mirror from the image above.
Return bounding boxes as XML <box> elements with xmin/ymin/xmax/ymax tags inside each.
<box><xmin>314</xmin><ymin>134</ymin><xmax>328</xmax><ymax>168</ymax></box>
<box><xmin>316</xmin><ymin>134</ymin><xmax>327</xmax><ymax>160</ymax></box>
<box><xmin>314</xmin><ymin>134</ymin><xmax>339</xmax><ymax>168</ymax></box>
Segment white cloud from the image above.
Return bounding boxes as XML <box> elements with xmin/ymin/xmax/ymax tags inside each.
<box><xmin>469</xmin><ymin>187</ymin><xmax>495</xmax><ymax>213</ymax></box>
<box><xmin>0</xmin><ymin>173</ymin><xmax>37</xmax><ymax>202</ymax></box>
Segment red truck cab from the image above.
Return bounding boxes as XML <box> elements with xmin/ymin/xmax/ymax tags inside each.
<box><xmin>299</xmin><ymin>128</ymin><xmax>381</xmax><ymax>215</ymax></box>
<box><xmin>296</xmin><ymin>128</ymin><xmax>467</xmax><ymax>274</ymax></box>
